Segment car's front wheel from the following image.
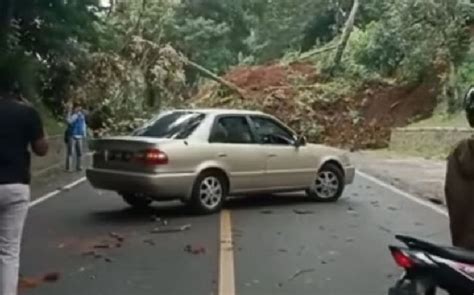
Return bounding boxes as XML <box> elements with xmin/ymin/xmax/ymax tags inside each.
<box><xmin>306</xmin><ymin>163</ymin><xmax>345</xmax><ymax>202</ymax></box>
<box><xmin>121</xmin><ymin>193</ymin><xmax>153</xmax><ymax>209</ymax></box>
<box><xmin>190</xmin><ymin>171</ymin><xmax>227</xmax><ymax>214</ymax></box>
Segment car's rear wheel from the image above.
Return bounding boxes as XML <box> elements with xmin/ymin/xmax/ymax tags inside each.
<box><xmin>306</xmin><ymin>163</ymin><xmax>345</xmax><ymax>202</ymax></box>
<box><xmin>190</xmin><ymin>171</ymin><xmax>227</xmax><ymax>214</ymax></box>
<box><xmin>121</xmin><ymin>193</ymin><xmax>153</xmax><ymax>209</ymax></box>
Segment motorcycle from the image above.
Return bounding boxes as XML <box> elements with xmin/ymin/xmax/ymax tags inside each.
<box><xmin>388</xmin><ymin>235</ymin><xmax>474</xmax><ymax>295</ymax></box>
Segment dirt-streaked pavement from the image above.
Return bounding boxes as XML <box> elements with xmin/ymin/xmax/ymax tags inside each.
<box><xmin>20</xmin><ymin>172</ymin><xmax>450</xmax><ymax>295</ymax></box>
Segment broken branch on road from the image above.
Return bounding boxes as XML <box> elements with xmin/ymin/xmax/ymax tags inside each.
<box><xmin>93</xmin><ymin>243</ymin><xmax>111</xmax><ymax>249</ymax></box>
<box><xmin>109</xmin><ymin>232</ymin><xmax>125</xmax><ymax>242</ymax></box>
<box><xmin>293</xmin><ymin>209</ymin><xmax>315</xmax><ymax>215</ymax></box>
<box><xmin>288</xmin><ymin>268</ymin><xmax>316</xmax><ymax>282</ymax></box>
<box><xmin>151</xmin><ymin>224</ymin><xmax>191</xmax><ymax>233</ymax></box>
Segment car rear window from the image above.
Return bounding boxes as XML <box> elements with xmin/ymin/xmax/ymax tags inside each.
<box><xmin>133</xmin><ymin>111</ymin><xmax>205</xmax><ymax>139</ymax></box>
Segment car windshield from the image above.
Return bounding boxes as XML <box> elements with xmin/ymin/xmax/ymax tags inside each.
<box><xmin>132</xmin><ymin>111</ymin><xmax>205</xmax><ymax>139</ymax></box>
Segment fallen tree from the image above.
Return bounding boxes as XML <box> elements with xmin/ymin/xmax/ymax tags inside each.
<box><xmin>179</xmin><ymin>55</ymin><xmax>247</xmax><ymax>99</ymax></box>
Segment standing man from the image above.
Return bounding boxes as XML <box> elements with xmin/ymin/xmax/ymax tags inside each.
<box><xmin>0</xmin><ymin>88</ymin><xmax>48</xmax><ymax>295</ymax></box>
<box><xmin>66</xmin><ymin>102</ymin><xmax>87</xmax><ymax>172</ymax></box>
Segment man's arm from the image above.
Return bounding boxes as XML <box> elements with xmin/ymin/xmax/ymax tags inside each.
<box><xmin>32</xmin><ymin>138</ymin><xmax>48</xmax><ymax>156</ymax></box>
<box><xmin>67</xmin><ymin>112</ymin><xmax>78</xmax><ymax>124</ymax></box>
<box><xmin>29</xmin><ymin>108</ymin><xmax>49</xmax><ymax>157</ymax></box>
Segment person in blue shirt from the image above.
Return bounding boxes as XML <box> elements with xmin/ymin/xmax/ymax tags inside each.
<box><xmin>65</xmin><ymin>102</ymin><xmax>87</xmax><ymax>171</ymax></box>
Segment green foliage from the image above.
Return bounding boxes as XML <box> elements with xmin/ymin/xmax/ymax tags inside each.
<box><xmin>172</xmin><ymin>17</ymin><xmax>234</xmax><ymax>73</ymax></box>
<box><xmin>0</xmin><ymin>0</ymin><xmax>100</xmax><ymax>107</ymax></box>
<box><xmin>346</xmin><ymin>0</ymin><xmax>472</xmax><ymax>83</ymax></box>
<box><xmin>1</xmin><ymin>0</ymin><xmax>473</xmax><ymax>134</ymax></box>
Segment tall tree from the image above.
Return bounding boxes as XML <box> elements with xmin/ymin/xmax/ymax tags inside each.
<box><xmin>333</xmin><ymin>0</ymin><xmax>360</xmax><ymax>70</ymax></box>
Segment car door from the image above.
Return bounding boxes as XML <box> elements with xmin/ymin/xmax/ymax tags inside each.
<box><xmin>208</xmin><ymin>115</ymin><xmax>267</xmax><ymax>193</ymax></box>
<box><xmin>249</xmin><ymin>115</ymin><xmax>316</xmax><ymax>189</ymax></box>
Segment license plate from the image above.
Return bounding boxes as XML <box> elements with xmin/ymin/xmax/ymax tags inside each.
<box><xmin>107</xmin><ymin>151</ymin><xmax>133</xmax><ymax>162</ymax></box>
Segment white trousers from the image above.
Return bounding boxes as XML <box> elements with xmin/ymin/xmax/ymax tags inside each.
<box><xmin>0</xmin><ymin>184</ymin><xmax>30</xmax><ymax>295</ymax></box>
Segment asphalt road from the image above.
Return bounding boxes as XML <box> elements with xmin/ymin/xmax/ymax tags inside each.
<box><xmin>20</xmin><ymin>173</ymin><xmax>450</xmax><ymax>295</ymax></box>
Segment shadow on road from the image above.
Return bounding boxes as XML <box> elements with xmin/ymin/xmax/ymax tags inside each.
<box><xmin>89</xmin><ymin>202</ymin><xmax>192</xmax><ymax>224</ymax></box>
<box><xmin>225</xmin><ymin>194</ymin><xmax>315</xmax><ymax>211</ymax></box>
<box><xmin>88</xmin><ymin>194</ymin><xmax>346</xmax><ymax>224</ymax></box>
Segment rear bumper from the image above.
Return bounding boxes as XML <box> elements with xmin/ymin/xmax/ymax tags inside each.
<box><xmin>86</xmin><ymin>168</ymin><xmax>196</xmax><ymax>200</ymax></box>
<box><xmin>344</xmin><ymin>166</ymin><xmax>356</xmax><ymax>185</ymax></box>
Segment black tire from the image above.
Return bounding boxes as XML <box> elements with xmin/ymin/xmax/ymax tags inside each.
<box><xmin>306</xmin><ymin>163</ymin><xmax>345</xmax><ymax>202</ymax></box>
<box><xmin>189</xmin><ymin>171</ymin><xmax>227</xmax><ymax>214</ymax></box>
<box><xmin>121</xmin><ymin>193</ymin><xmax>152</xmax><ymax>209</ymax></box>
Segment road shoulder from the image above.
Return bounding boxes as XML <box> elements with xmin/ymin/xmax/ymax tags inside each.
<box><xmin>30</xmin><ymin>155</ymin><xmax>91</xmax><ymax>201</ymax></box>
<box><xmin>350</xmin><ymin>151</ymin><xmax>446</xmax><ymax>205</ymax></box>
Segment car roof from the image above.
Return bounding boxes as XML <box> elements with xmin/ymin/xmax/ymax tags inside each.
<box><xmin>173</xmin><ymin>108</ymin><xmax>266</xmax><ymax>116</ymax></box>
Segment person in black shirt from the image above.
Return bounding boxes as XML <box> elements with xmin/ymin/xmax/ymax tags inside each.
<box><xmin>0</xmin><ymin>90</ymin><xmax>48</xmax><ymax>295</ymax></box>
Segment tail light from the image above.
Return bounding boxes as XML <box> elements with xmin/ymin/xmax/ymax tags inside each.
<box><xmin>390</xmin><ymin>248</ymin><xmax>415</xmax><ymax>269</ymax></box>
<box><xmin>135</xmin><ymin>149</ymin><xmax>168</xmax><ymax>165</ymax></box>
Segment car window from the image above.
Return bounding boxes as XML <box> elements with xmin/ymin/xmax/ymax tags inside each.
<box><xmin>132</xmin><ymin>111</ymin><xmax>205</xmax><ymax>139</ymax></box>
<box><xmin>209</xmin><ymin>116</ymin><xmax>255</xmax><ymax>144</ymax></box>
<box><xmin>251</xmin><ymin>116</ymin><xmax>296</xmax><ymax>145</ymax></box>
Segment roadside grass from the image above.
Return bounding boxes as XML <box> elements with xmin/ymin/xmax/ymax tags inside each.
<box><xmin>409</xmin><ymin>112</ymin><xmax>468</xmax><ymax>128</ymax></box>
<box><xmin>387</xmin><ymin>111</ymin><xmax>469</xmax><ymax>159</ymax></box>
<box><xmin>35</xmin><ymin>103</ymin><xmax>64</xmax><ymax>136</ymax></box>
<box><xmin>369</xmin><ymin>148</ymin><xmax>448</xmax><ymax>161</ymax></box>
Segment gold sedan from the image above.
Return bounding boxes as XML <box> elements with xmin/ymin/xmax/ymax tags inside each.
<box><xmin>86</xmin><ymin>109</ymin><xmax>355</xmax><ymax>214</ymax></box>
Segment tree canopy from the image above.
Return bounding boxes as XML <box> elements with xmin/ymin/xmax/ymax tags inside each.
<box><xmin>0</xmin><ymin>0</ymin><xmax>473</xmax><ymax>134</ymax></box>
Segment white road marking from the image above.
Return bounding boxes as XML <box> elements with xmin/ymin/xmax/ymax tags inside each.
<box><xmin>219</xmin><ymin>210</ymin><xmax>235</xmax><ymax>295</ymax></box>
<box><xmin>356</xmin><ymin>170</ymin><xmax>448</xmax><ymax>217</ymax></box>
<box><xmin>29</xmin><ymin>177</ymin><xmax>86</xmax><ymax>208</ymax></box>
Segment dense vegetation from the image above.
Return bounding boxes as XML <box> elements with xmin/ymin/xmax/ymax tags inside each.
<box><xmin>0</xmin><ymin>0</ymin><xmax>473</xmax><ymax>135</ymax></box>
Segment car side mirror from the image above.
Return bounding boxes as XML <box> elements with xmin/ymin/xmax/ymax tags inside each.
<box><xmin>295</xmin><ymin>135</ymin><xmax>307</xmax><ymax>147</ymax></box>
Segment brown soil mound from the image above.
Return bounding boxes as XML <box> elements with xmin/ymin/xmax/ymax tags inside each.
<box><xmin>322</xmin><ymin>81</ymin><xmax>437</xmax><ymax>148</ymax></box>
<box><xmin>193</xmin><ymin>63</ymin><xmax>438</xmax><ymax>149</ymax></box>
<box><xmin>224</xmin><ymin>62</ymin><xmax>321</xmax><ymax>91</ymax></box>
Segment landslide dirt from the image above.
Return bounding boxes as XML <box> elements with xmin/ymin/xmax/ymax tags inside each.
<box><xmin>192</xmin><ymin>62</ymin><xmax>438</xmax><ymax>149</ymax></box>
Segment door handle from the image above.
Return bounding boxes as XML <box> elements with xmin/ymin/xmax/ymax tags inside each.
<box><xmin>218</xmin><ymin>153</ymin><xmax>227</xmax><ymax>158</ymax></box>
<box><xmin>268</xmin><ymin>154</ymin><xmax>277</xmax><ymax>157</ymax></box>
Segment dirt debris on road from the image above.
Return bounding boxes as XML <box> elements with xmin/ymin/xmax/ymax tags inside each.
<box><xmin>378</xmin><ymin>225</ymin><xmax>392</xmax><ymax>233</ymax></box>
<box><xmin>288</xmin><ymin>268</ymin><xmax>316</xmax><ymax>282</ymax></box>
<box><xmin>184</xmin><ymin>244</ymin><xmax>206</xmax><ymax>255</ymax></box>
<box><xmin>151</xmin><ymin>224</ymin><xmax>191</xmax><ymax>233</ymax></box>
<box><xmin>293</xmin><ymin>209</ymin><xmax>315</xmax><ymax>215</ymax></box>
<box><xmin>93</xmin><ymin>243</ymin><xmax>111</xmax><ymax>249</ymax></box>
<box><xmin>143</xmin><ymin>239</ymin><xmax>156</xmax><ymax>246</ymax></box>
<box><xmin>18</xmin><ymin>272</ymin><xmax>61</xmax><ymax>291</ymax></box>
<box><xmin>109</xmin><ymin>232</ymin><xmax>125</xmax><ymax>242</ymax></box>
<box><xmin>150</xmin><ymin>215</ymin><xmax>169</xmax><ymax>225</ymax></box>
